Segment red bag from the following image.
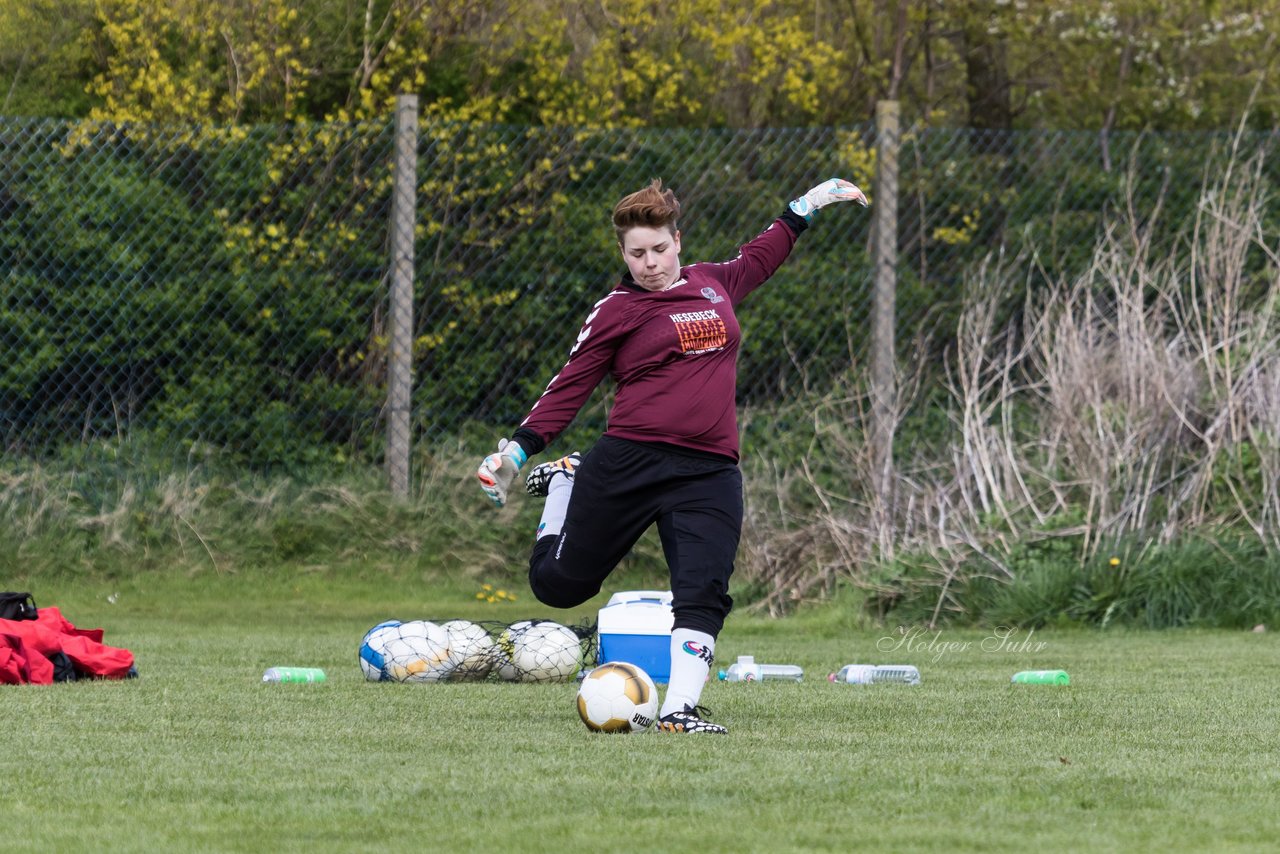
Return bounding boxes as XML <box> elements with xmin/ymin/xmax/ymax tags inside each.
<box><xmin>1</xmin><ymin>633</ymin><xmax>38</xmax><ymax>683</ymax></box>
<box><xmin>0</xmin><ymin>605</ymin><xmax>135</xmax><ymax>685</ymax></box>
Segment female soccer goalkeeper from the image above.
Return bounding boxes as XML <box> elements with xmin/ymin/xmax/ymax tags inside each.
<box><xmin>477</xmin><ymin>177</ymin><xmax>867</xmax><ymax>733</ymax></box>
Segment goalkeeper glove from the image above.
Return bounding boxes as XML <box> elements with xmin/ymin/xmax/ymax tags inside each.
<box><xmin>477</xmin><ymin>438</ymin><xmax>529</xmax><ymax>508</ymax></box>
<box><xmin>788</xmin><ymin>178</ymin><xmax>868</xmax><ymax>222</ymax></box>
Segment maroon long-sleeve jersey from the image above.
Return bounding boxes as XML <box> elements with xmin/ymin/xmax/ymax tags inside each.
<box><xmin>515</xmin><ymin>212</ymin><xmax>807</xmax><ymax>462</ymax></box>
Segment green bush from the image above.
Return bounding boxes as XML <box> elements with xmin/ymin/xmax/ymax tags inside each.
<box><xmin>1</xmin><ymin>120</ymin><xmax>390</xmax><ymax>466</ymax></box>
<box><xmin>880</xmin><ymin>534</ymin><xmax>1280</xmax><ymax>630</ymax></box>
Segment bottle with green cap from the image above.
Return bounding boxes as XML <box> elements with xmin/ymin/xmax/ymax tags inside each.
<box><xmin>262</xmin><ymin>666</ymin><xmax>327</xmax><ymax>683</ymax></box>
<box><xmin>1011</xmin><ymin>669</ymin><xmax>1069</xmax><ymax>685</ymax></box>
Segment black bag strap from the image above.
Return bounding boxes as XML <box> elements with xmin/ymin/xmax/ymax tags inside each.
<box><xmin>0</xmin><ymin>592</ymin><xmax>38</xmax><ymax>621</ymax></box>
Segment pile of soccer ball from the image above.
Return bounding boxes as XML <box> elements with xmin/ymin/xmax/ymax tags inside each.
<box><xmin>359</xmin><ymin>619</ymin><xmax>662</xmax><ymax>735</ymax></box>
<box><xmin>358</xmin><ymin>618</ymin><xmax>586</xmax><ymax>684</ymax></box>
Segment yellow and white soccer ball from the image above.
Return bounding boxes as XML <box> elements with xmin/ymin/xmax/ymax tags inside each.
<box><xmin>494</xmin><ymin>620</ymin><xmax>531</xmax><ymax>681</ymax></box>
<box><xmin>576</xmin><ymin>662</ymin><xmax>659</xmax><ymax>733</ymax></box>
<box><xmin>382</xmin><ymin>620</ymin><xmax>453</xmax><ymax>683</ymax></box>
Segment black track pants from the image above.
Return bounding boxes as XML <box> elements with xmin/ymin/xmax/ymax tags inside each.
<box><xmin>528</xmin><ymin>436</ymin><xmax>741</xmax><ymax>638</ymax></box>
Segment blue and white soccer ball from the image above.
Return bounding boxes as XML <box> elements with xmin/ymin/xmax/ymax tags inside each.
<box><xmin>359</xmin><ymin>620</ymin><xmax>402</xmax><ymax>681</ymax></box>
<box><xmin>359</xmin><ymin>619</ymin><xmax>453</xmax><ymax>682</ymax></box>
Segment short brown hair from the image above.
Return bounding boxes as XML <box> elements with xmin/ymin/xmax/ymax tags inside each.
<box><xmin>612</xmin><ymin>178</ymin><xmax>681</xmax><ymax>243</ymax></box>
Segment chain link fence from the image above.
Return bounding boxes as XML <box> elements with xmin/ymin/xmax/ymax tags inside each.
<box><xmin>3</xmin><ymin>109</ymin><xmax>1278</xmax><ymax>477</ymax></box>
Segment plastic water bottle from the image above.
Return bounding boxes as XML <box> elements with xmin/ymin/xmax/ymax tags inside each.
<box><xmin>1011</xmin><ymin>669</ymin><xmax>1070</xmax><ymax>685</ymax></box>
<box><xmin>262</xmin><ymin>666</ymin><xmax>327</xmax><ymax>683</ymax></box>
<box><xmin>717</xmin><ymin>655</ymin><xmax>803</xmax><ymax>682</ymax></box>
<box><xmin>827</xmin><ymin>664</ymin><xmax>921</xmax><ymax>685</ymax></box>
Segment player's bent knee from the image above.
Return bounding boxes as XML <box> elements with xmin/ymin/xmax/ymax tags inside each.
<box><xmin>527</xmin><ymin>535</ymin><xmax>603</xmax><ymax>609</ymax></box>
<box><xmin>528</xmin><ymin>569</ymin><xmax>598</xmax><ymax>609</ymax></box>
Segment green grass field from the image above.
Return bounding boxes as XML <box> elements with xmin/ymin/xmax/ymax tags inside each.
<box><xmin>4</xmin><ymin>569</ymin><xmax>1278</xmax><ymax>853</ymax></box>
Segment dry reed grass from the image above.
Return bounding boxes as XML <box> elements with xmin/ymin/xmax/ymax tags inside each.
<box><xmin>739</xmin><ymin>135</ymin><xmax>1280</xmax><ymax>621</ymax></box>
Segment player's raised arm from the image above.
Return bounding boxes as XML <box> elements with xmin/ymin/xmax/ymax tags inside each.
<box><xmin>708</xmin><ymin>178</ymin><xmax>869</xmax><ymax>304</ymax></box>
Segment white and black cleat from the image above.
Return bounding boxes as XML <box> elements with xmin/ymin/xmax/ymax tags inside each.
<box><xmin>656</xmin><ymin>704</ymin><xmax>727</xmax><ymax>735</ymax></box>
<box><xmin>525</xmin><ymin>452</ymin><xmax>582</xmax><ymax>497</ymax></box>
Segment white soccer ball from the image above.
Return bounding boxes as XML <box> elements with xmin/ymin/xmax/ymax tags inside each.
<box><xmin>358</xmin><ymin>620</ymin><xmax>402</xmax><ymax>681</ymax></box>
<box><xmin>441</xmin><ymin>619</ymin><xmax>497</xmax><ymax>681</ymax></box>
<box><xmin>500</xmin><ymin>620</ymin><xmax>582</xmax><ymax>683</ymax></box>
<box><xmin>494</xmin><ymin>620</ymin><xmax>532</xmax><ymax>682</ymax></box>
<box><xmin>576</xmin><ymin>662</ymin><xmax>659</xmax><ymax>733</ymax></box>
<box><xmin>382</xmin><ymin>620</ymin><xmax>453</xmax><ymax>683</ymax></box>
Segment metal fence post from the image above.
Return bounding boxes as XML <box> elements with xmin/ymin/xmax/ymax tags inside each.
<box><xmin>872</xmin><ymin>101</ymin><xmax>899</xmax><ymax>521</ymax></box>
<box><xmin>387</xmin><ymin>94</ymin><xmax>418</xmax><ymax>499</ymax></box>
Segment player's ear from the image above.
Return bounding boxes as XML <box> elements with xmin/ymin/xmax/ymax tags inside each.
<box><xmin>673</xmin><ymin>230</ymin><xmax>681</xmax><ymax>252</ymax></box>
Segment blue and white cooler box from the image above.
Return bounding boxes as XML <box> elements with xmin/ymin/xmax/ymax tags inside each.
<box><xmin>596</xmin><ymin>590</ymin><xmax>674</xmax><ymax>683</ymax></box>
